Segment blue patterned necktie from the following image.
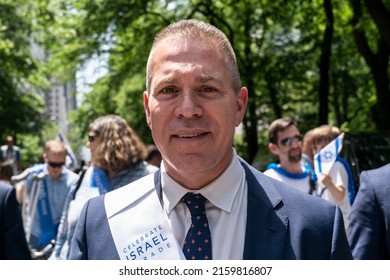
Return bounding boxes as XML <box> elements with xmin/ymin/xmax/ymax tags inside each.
<box><xmin>182</xmin><ymin>193</ymin><xmax>212</xmax><ymax>260</ymax></box>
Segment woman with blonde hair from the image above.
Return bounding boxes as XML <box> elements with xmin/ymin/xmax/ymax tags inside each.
<box><xmin>50</xmin><ymin>115</ymin><xmax>158</xmax><ymax>259</ymax></box>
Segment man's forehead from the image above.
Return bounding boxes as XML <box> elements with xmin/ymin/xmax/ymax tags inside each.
<box><xmin>279</xmin><ymin>125</ymin><xmax>300</xmax><ymax>136</ymax></box>
<box><xmin>47</xmin><ymin>152</ymin><xmax>66</xmax><ymax>158</ymax></box>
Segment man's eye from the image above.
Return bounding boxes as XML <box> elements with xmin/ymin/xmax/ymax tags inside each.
<box><xmin>198</xmin><ymin>87</ymin><xmax>215</xmax><ymax>93</ymax></box>
<box><xmin>161</xmin><ymin>87</ymin><xmax>177</xmax><ymax>94</ymax></box>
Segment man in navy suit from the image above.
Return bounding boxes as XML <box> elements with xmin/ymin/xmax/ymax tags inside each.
<box><xmin>69</xmin><ymin>19</ymin><xmax>352</xmax><ymax>260</ymax></box>
<box><xmin>0</xmin><ymin>181</ymin><xmax>32</xmax><ymax>259</ymax></box>
<box><xmin>348</xmin><ymin>163</ymin><xmax>390</xmax><ymax>259</ymax></box>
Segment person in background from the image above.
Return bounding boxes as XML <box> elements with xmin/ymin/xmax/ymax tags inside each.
<box><xmin>348</xmin><ymin>163</ymin><xmax>390</xmax><ymax>259</ymax></box>
<box><xmin>0</xmin><ymin>135</ymin><xmax>22</xmax><ymax>175</ymax></box>
<box><xmin>21</xmin><ymin>140</ymin><xmax>79</xmax><ymax>259</ymax></box>
<box><xmin>0</xmin><ymin>161</ymin><xmax>14</xmax><ymax>185</ymax></box>
<box><xmin>0</xmin><ymin>181</ymin><xmax>32</xmax><ymax>259</ymax></box>
<box><xmin>50</xmin><ymin>114</ymin><xmax>158</xmax><ymax>260</ymax></box>
<box><xmin>0</xmin><ymin>161</ymin><xmax>24</xmax><ymax>204</ymax></box>
<box><xmin>146</xmin><ymin>144</ymin><xmax>162</xmax><ymax>167</ymax></box>
<box><xmin>69</xmin><ymin>19</ymin><xmax>351</xmax><ymax>260</ymax></box>
<box><xmin>301</xmin><ymin>129</ymin><xmax>314</xmax><ymax>169</ymax></box>
<box><xmin>311</xmin><ymin>125</ymin><xmax>352</xmax><ymax>231</ymax></box>
<box><xmin>264</xmin><ymin>118</ymin><xmax>312</xmax><ymax>194</ymax></box>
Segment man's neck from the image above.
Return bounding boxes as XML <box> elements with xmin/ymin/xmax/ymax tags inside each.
<box><xmin>279</xmin><ymin>162</ymin><xmax>303</xmax><ymax>174</ymax></box>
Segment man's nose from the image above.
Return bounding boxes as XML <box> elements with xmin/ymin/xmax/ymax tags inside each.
<box><xmin>175</xmin><ymin>91</ymin><xmax>203</xmax><ymax>118</ymax></box>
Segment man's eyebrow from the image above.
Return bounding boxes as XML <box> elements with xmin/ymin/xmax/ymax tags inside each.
<box><xmin>154</xmin><ymin>74</ymin><xmax>223</xmax><ymax>86</ymax></box>
<box><xmin>197</xmin><ymin>74</ymin><xmax>223</xmax><ymax>85</ymax></box>
<box><xmin>156</xmin><ymin>76</ymin><xmax>178</xmax><ymax>85</ymax></box>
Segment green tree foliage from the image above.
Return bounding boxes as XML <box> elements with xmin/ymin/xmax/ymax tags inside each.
<box><xmin>0</xmin><ymin>0</ymin><xmax>47</xmax><ymax>138</ymax></box>
<box><xmin>2</xmin><ymin>0</ymin><xmax>389</xmax><ymax>165</ymax></box>
<box><xmin>52</xmin><ymin>0</ymin><xmax>177</xmax><ymax>144</ymax></box>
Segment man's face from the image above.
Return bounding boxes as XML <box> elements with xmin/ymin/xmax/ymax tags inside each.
<box><xmin>144</xmin><ymin>37</ymin><xmax>247</xmax><ymax>188</ymax></box>
<box><xmin>271</xmin><ymin>125</ymin><xmax>303</xmax><ymax>164</ymax></box>
<box><xmin>45</xmin><ymin>152</ymin><xmax>66</xmax><ymax>180</ymax></box>
<box><xmin>6</xmin><ymin>136</ymin><xmax>13</xmax><ymax>147</ymax></box>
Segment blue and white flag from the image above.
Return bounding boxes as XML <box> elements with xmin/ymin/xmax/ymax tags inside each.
<box><xmin>314</xmin><ymin>133</ymin><xmax>344</xmax><ymax>178</ymax></box>
<box><xmin>56</xmin><ymin>132</ymin><xmax>78</xmax><ymax>168</ymax></box>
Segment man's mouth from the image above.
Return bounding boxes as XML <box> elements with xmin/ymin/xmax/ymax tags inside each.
<box><xmin>175</xmin><ymin>132</ymin><xmax>209</xmax><ymax>138</ymax></box>
<box><xmin>177</xmin><ymin>133</ymin><xmax>203</xmax><ymax>138</ymax></box>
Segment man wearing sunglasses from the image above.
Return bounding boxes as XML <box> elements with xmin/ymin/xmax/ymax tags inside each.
<box><xmin>264</xmin><ymin>118</ymin><xmax>313</xmax><ymax>194</ymax></box>
<box><xmin>20</xmin><ymin>140</ymin><xmax>79</xmax><ymax>259</ymax></box>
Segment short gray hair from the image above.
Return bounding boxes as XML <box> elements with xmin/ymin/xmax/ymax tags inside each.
<box><xmin>146</xmin><ymin>19</ymin><xmax>241</xmax><ymax>93</ymax></box>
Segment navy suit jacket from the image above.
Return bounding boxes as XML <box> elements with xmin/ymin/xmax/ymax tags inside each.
<box><xmin>348</xmin><ymin>163</ymin><xmax>390</xmax><ymax>259</ymax></box>
<box><xmin>69</xmin><ymin>160</ymin><xmax>352</xmax><ymax>260</ymax></box>
<box><xmin>0</xmin><ymin>182</ymin><xmax>31</xmax><ymax>260</ymax></box>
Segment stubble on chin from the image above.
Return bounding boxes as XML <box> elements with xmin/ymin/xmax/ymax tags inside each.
<box><xmin>288</xmin><ymin>149</ymin><xmax>302</xmax><ymax>163</ymax></box>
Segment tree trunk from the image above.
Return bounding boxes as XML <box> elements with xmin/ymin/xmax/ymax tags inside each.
<box><xmin>350</xmin><ymin>0</ymin><xmax>390</xmax><ymax>130</ymax></box>
<box><xmin>370</xmin><ymin>39</ymin><xmax>390</xmax><ymax>129</ymax></box>
<box><xmin>318</xmin><ymin>0</ymin><xmax>334</xmax><ymax>125</ymax></box>
<box><xmin>363</xmin><ymin>0</ymin><xmax>390</xmax><ymax>48</ymax></box>
<box><xmin>242</xmin><ymin>11</ymin><xmax>259</xmax><ymax>164</ymax></box>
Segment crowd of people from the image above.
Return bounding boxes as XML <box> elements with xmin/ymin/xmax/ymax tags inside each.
<box><xmin>0</xmin><ymin>19</ymin><xmax>388</xmax><ymax>261</ymax></box>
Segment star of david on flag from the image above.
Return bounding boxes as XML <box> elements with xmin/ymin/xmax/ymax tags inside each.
<box><xmin>314</xmin><ymin>133</ymin><xmax>344</xmax><ymax>179</ymax></box>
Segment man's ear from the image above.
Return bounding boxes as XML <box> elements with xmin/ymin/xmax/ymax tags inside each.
<box><xmin>235</xmin><ymin>87</ymin><xmax>248</xmax><ymax>126</ymax></box>
<box><xmin>268</xmin><ymin>143</ymin><xmax>279</xmax><ymax>155</ymax></box>
<box><xmin>143</xmin><ymin>91</ymin><xmax>151</xmax><ymax>128</ymax></box>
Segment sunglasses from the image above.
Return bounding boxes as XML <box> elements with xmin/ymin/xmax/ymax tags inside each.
<box><xmin>88</xmin><ymin>135</ymin><xmax>95</xmax><ymax>142</ymax></box>
<box><xmin>279</xmin><ymin>135</ymin><xmax>303</xmax><ymax>146</ymax></box>
<box><xmin>48</xmin><ymin>161</ymin><xmax>65</xmax><ymax>168</ymax></box>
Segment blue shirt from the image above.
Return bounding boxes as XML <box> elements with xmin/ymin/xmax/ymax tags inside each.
<box><xmin>24</xmin><ymin>164</ymin><xmax>79</xmax><ymax>250</ymax></box>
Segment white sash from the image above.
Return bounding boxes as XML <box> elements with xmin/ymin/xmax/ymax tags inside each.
<box><xmin>104</xmin><ymin>173</ymin><xmax>185</xmax><ymax>260</ymax></box>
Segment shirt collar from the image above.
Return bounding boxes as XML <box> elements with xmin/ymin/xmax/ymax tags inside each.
<box><xmin>161</xmin><ymin>148</ymin><xmax>245</xmax><ymax>214</ymax></box>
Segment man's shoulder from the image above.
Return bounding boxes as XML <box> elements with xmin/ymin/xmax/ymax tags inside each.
<box><xmin>116</xmin><ymin>161</ymin><xmax>158</xmax><ymax>183</ymax></box>
<box><xmin>365</xmin><ymin>163</ymin><xmax>390</xmax><ymax>178</ymax></box>
<box><xmin>28</xmin><ymin>164</ymin><xmax>45</xmax><ymax>175</ymax></box>
<box><xmin>261</xmin><ymin>165</ymin><xmax>310</xmax><ymax>194</ymax></box>
<box><xmin>361</xmin><ymin>163</ymin><xmax>390</xmax><ymax>191</ymax></box>
<box><xmin>263</xmin><ymin>166</ymin><xmax>278</xmax><ymax>177</ymax></box>
<box><xmin>241</xmin><ymin>159</ymin><xmax>335</xmax><ymax>213</ymax></box>
<box><xmin>0</xmin><ymin>181</ymin><xmax>13</xmax><ymax>194</ymax></box>
<box><xmin>84</xmin><ymin>172</ymin><xmax>156</xmax><ymax>219</ymax></box>
<box><xmin>262</xmin><ymin>174</ymin><xmax>338</xmax><ymax>221</ymax></box>
<box><xmin>106</xmin><ymin>172</ymin><xmax>156</xmax><ymax>199</ymax></box>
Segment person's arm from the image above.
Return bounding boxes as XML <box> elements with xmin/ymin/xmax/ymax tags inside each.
<box><xmin>348</xmin><ymin>171</ymin><xmax>386</xmax><ymax>259</ymax></box>
<box><xmin>320</xmin><ymin>173</ymin><xmax>345</xmax><ymax>202</ymax></box>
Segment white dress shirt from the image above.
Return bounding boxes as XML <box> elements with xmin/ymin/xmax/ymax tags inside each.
<box><xmin>160</xmin><ymin>148</ymin><xmax>248</xmax><ymax>259</ymax></box>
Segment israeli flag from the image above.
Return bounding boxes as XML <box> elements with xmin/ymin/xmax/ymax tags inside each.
<box><xmin>57</xmin><ymin>132</ymin><xmax>78</xmax><ymax>168</ymax></box>
<box><xmin>314</xmin><ymin>133</ymin><xmax>344</xmax><ymax>178</ymax></box>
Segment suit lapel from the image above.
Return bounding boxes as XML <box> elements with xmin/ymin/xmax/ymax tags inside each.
<box><xmin>241</xmin><ymin>162</ymin><xmax>289</xmax><ymax>260</ymax></box>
